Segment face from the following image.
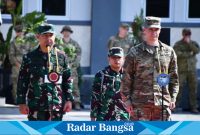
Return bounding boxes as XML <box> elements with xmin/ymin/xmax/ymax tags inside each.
<box><xmin>62</xmin><ymin>31</ymin><xmax>71</xmax><ymax>38</ymax></box>
<box><xmin>108</xmin><ymin>56</ymin><xmax>124</xmax><ymax>70</ymax></box>
<box><xmin>183</xmin><ymin>34</ymin><xmax>191</xmax><ymax>43</ymax></box>
<box><xmin>36</xmin><ymin>33</ymin><xmax>55</xmax><ymax>47</ymax></box>
<box><xmin>143</xmin><ymin>28</ymin><xmax>160</xmax><ymax>42</ymax></box>
<box><xmin>119</xmin><ymin>27</ymin><xmax>128</xmax><ymax>38</ymax></box>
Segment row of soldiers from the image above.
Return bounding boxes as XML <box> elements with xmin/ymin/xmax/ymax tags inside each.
<box><xmin>12</xmin><ymin>16</ymin><xmax>199</xmax><ymax>121</ymax></box>
<box><xmin>9</xmin><ymin>24</ymin><xmax>82</xmax><ymax>110</ymax></box>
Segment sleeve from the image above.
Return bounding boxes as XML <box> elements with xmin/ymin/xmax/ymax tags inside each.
<box><xmin>62</xmin><ymin>55</ymin><xmax>74</xmax><ymax>101</ymax></box>
<box><xmin>90</xmin><ymin>72</ymin><xmax>102</xmax><ymax>118</ymax></box>
<box><xmin>74</xmin><ymin>41</ymin><xmax>82</xmax><ymax>66</ymax></box>
<box><xmin>16</xmin><ymin>54</ymin><xmax>30</xmax><ymax>104</ymax></box>
<box><xmin>173</xmin><ymin>43</ymin><xmax>192</xmax><ymax>58</ymax></box>
<box><xmin>168</xmin><ymin>49</ymin><xmax>179</xmax><ymax>102</ymax></box>
<box><xmin>189</xmin><ymin>41</ymin><xmax>200</xmax><ymax>54</ymax></box>
<box><xmin>120</xmin><ymin>51</ymin><xmax>136</xmax><ymax>106</ymax></box>
<box><xmin>107</xmin><ymin>37</ymin><xmax>114</xmax><ymax>49</ymax></box>
<box><xmin>9</xmin><ymin>41</ymin><xmax>17</xmax><ymax>65</ymax></box>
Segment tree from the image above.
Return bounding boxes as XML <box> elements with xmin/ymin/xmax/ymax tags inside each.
<box><xmin>0</xmin><ymin>0</ymin><xmax>46</xmax><ymax>67</ymax></box>
<box><xmin>131</xmin><ymin>9</ymin><xmax>144</xmax><ymax>45</ymax></box>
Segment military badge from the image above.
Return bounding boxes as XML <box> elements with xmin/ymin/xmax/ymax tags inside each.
<box><xmin>157</xmin><ymin>73</ymin><xmax>170</xmax><ymax>87</ymax></box>
<box><xmin>48</xmin><ymin>71</ymin><xmax>60</xmax><ymax>83</ymax></box>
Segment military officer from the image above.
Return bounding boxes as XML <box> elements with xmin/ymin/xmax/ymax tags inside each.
<box><xmin>60</xmin><ymin>26</ymin><xmax>82</xmax><ymax>110</ymax></box>
<box><xmin>120</xmin><ymin>16</ymin><xmax>179</xmax><ymax>121</ymax></box>
<box><xmin>17</xmin><ymin>23</ymin><xmax>73</xmax><ymax>121</ymax></box>
<box><xmin>107</xmin><ymin>23</ymin><xmax>134</xmax><ymax>54</ymax></box>
<box><xmin>173</xmin><ymin>28</ymin><xmax>200</xmax><ymax>113</ymax></box>
<box><xmin>9</xmin><ymin>25</ymin><xmax>31</xmax><ymax>104</ymax></box>
<box><xmin>91</xmin><ymin>47</ymin><xmax>129</xmax><ymax>121</ymax></box>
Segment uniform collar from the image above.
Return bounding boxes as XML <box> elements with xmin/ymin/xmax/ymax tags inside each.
<box><xmin>106</xmin><ymin>66</ymin><xmax>123</xmax><ymax>75</ymax></box>
<box><xmin>140</xmin><ymin>41</ymin><xmax>164</xmax><ymax>54</ymax></box>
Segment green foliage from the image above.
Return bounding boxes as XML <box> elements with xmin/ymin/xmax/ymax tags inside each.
<box><xmin>0</xmin><ymin>0</ymin><xmax>46</xmax><ymax>66</ymax></box>
<box><xmin>131</xmin><ymin>9</ymin><xmax>144</xmax><ymax>45</ymax></box>
<box><xmin>22</xmin><ymin>11</ymin><xmax>46</xmax><ymax>34</ymax></box>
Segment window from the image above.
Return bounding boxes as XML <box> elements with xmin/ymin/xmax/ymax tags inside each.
<box><xmin>40</xmin><ymin>0</ymin><xmax>70</xmax><ymax>20</ymax></box>
<box><xmin>188</xmin><ymin>0</ymin><xmax>200</xmax><ymax>18</ymax></box>
<box><xmin>42</xmin><ymin>0</ymin><xmax>66</xmax><ymax>16</ymax></box>
<box><xmin>144</xmin><ymin>0</ymin><xmax>173</xmax><ymax>22</ymax></box>
<box><xmin>146</xmin><ymin>0</ymin><xmax>170</xmax><ymax>18</ymax></box>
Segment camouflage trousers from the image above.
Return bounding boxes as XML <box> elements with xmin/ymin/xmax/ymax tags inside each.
<box><xmin>130</xmin><ymin>104</ymin><xmax>171</xmax><ymax>121</ymax></box>
<box><xmin>11</xmin><ymin>66</ymin><xmax>20</xmax><ymax>104</ymax></box>
<box><xmin>176</xmin><ymin>71</ymin><xmax>198</xmax><ymax>109</ymax></box>
<box><xmin>28</xmin><ymin>110</ymin><xmax>63</xmax><ymax>121</ymax></box>
<box><xmin>71</xmin><ymin>67</ymin><xmax>81</xmax><ymax>103</ymax></box>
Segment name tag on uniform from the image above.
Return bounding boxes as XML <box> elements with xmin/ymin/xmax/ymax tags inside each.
<box><xmin>156</xmin><ymin>73</ymin><xmax>170</xmax><ymax>87</ymax></box>
<box><xmin>44</xmin><ymin>71</ymin><xmax>62</xmax><ymax>84</ymax></box>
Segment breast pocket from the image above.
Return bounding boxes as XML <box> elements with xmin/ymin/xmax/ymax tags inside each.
<box><xmin>102</xmin><ymin>75</ymin><xmax>115</xmax><ymax>98</ymax></box>
<box><xmin>29</xmin><ymin>64</ymin><xmax>44</xmax><ymax>82</ymax></box>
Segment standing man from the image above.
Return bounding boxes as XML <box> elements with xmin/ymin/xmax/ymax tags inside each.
<box><xmin>17</xmin><ymin>23</ymin><xmax>73</xmax><ymax>121</ymax></box>
<box><xmin>121</xmin><ymin>17</ymin><xmax>179</xmax><ymax>121</ymax></box>
<box><xmin>173</xmin><ymin>28</ymin><xmax>200</xmax><ymax>113</ymax></box>
<box><xmin>91</xmin><ymin>47</ymin><xmax>129</xmax><ymax>121</ymax></box>
<box><xmin>60</xmin><ymin>25</ymin><xmax>82</xmax><ymax>110</ymax></box>
<box><xmin>107</xmin><ymin>23</ymin><xmax>133</xmax><ymax>54</ymax></box>
<box><xmin>9</xmin><ymin>25</ymin><xmax>31</xmax><ymax>104</ymax></box>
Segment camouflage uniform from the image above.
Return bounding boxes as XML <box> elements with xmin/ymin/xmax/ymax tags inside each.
<box><xmin>17</xmin><ymin>46</ymin><xmax>73</xmax><ymax>121</ymax></box>
<box><xmin>61</xmin><ymin>38</ymin><xmax>82</xmax><ymax>105</ymax></box>
<box><xmin>121</xmin><ymin>41</ymin><xmax>179</xmax><ymax>121</ymax></box>
<box><xmin>9</xmin><ymin>35</ymin><xmax>31</xmax><ymax>103</ymax></box>
<box><xmin>173</xmin><ymin>39</ymin><xmax>200</xmax><ymax>110</ymax></box>
<box><xmin>91</xmin><ymin>66</ymin><xmax>129</xmax><ymax>121</ymax></box>
<box><xmin>107</xmin><ymin>35</ymin><xmax>133</xmax><ymax>55</ymax></box>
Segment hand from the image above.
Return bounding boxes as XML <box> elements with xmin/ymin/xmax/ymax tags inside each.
<box><xmin>91</xmin><ymin>117</ymin><xmax>96</xmax><ymax>121</ymax></box>
<box><xmin>19</xmin><ymin>104</ymin><xmax>29</xmax><ymax>114</ymax></box>
<box><xmin>63</xmin><ymin>101</ymin><xmax>72</xmax><ymax>112</ymax></box>
<box><xmin>169</xmin><ymin>102</ymin><xmax>176</xmax><ymax>110</ymax></box>
<box><xmin>126</xmin><ymin>105</ymin><xmax>133</xmax><ymax>113</ymax></box>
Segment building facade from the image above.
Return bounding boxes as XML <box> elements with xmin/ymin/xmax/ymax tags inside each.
<box><xmin>1</xmin><ymin>0</ymin><xmax>200</xmax><ymax>75</ymax></box>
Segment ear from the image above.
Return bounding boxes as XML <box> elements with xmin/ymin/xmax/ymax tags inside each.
<box><xmin>35</xmin><ymin>34</ymin><xmax>40</xmax><ymax>39</ymax></box>
<box><xmin>107</xmin><ymin>57</ymin><xmax>111</xmax><ymax>65</ymax></box>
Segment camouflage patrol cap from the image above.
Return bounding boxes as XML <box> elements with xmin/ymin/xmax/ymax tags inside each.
<box><xmin>182</xmin><ymin>28</ymin><xmax>191</xmax><ymax>36</ymax></box>
<box><xmin>108</xmin><ymin>47</ymin><xmax>124</xmax><ymax>57</ymax></box>
<box><xmin>37</xmin><ymin>23</ymin><xmax>56</xmax><ymax>34</ymax></box>
<box><xmin>120</xmin><ymin>23</ymin><xmax>129</xmax><ymax>30</ymax></box>
<box><xmin>61</xmin><ymin>25</ymin><xmax>73</xmax><ymax>33</ymax></box>
<box><xmin>143</xmin><ymin>16</ymin><xmax>161</xmax><ymax>29</ymax></box>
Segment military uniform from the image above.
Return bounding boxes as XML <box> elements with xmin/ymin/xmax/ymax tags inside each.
<box><xmin>91</xmin><ymin>66</ymin><xmax>129</xmax><ymax>121</ymax></box>
<box><xmin>91</xmin><ymin>47</ymin><xmax>129</xmax><ymax>121</ymax></box>
<box><xmin>173</xmin><ymin>36</ymin><xmax>200</xmax><ymax>111</ymax></box>
<box><xmin>17</xmin><ymin>46</ymin><xmax>73</xmax><ymax>120</ymax></box>
<box><xmin>62</xmin><ymin>38</ymin><xmax>81</xmax><ymax>104</ymax></box>
<box><xmin>107</xmin><ymin>23</ymin><xmax>134</xmax><ymax>54</ymax></box>
<box><xmin>17</xmin><ymin>24</ymin><xmax>73</xmax><ymax>121</ymax></box>
<box><xmin>60</xmin><ymin>26</ymin><xmax>82</xmax><ymax>109</ymax></box>
<box><xmin>9</xmin><ymin>27</ymin><xmax>31</xmax><ymax>104</ymax></box>
<box><xmin>121</xmin><ymin>40</ymin><xmax>179</xmax><ymax>120</ymax></box>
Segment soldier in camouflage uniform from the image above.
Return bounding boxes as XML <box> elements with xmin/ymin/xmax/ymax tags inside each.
<box><xmin>17</xmin><ymin>23</ymin><xmax>73</xmax><ymax>121</ymax></box>
<box><xmin>173</xmin><ymin>28</ymin><xmax>200</xmax><ymax>113</ymax></box>
<box><xmin>60</xmin><ymin>26</ymin><xmax>82</xmax><ymax>110</ymax></box>
<box><xmin>107</xmin><ymin>23</ymin><xmax>134</xmax><ymax>55</ymax></box>
<box><xmin>91</xmin><ymin>47</ymin><xmax>129</xmax><ymax>121</ymax></box>
<box><xmin>121</xmin><ymin>17</ymin><xmax>179</xmax><ymax>121</ymax></box>
<box><xmin>9</xmin><ymin>25</ymin><xmax>31</xmax><ymax>104</ymax></box>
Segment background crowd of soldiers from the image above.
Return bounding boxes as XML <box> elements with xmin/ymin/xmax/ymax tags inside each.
<box><xmin>3</xmin><ymin>15</ymin><xmax>200</xmax><ymax>121</ymax></box>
